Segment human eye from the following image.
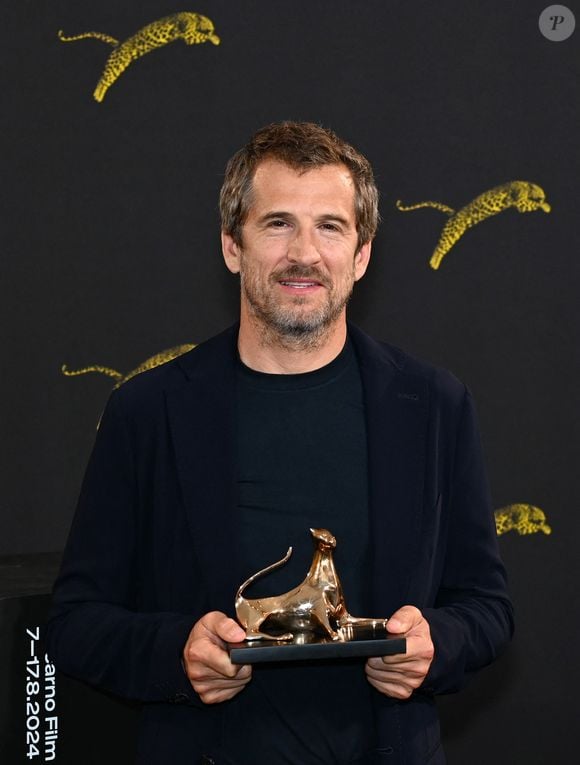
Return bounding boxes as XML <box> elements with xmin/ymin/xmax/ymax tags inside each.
<box><xmin>266</xmin><ymin>218</ymin><xmax>290</xmax><ymax>229</ymax></box>
<box><xmin>320</xmin><ymin>221</ymin><xmax>342</xmax><ymax>233</ymax></box>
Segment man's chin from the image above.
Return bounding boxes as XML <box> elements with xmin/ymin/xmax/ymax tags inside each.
<box><xmin>276</xmin><ymin>304</ymin><xmax>350</xmax><ymax>339</ymax></box>
<box><xmin>273</xmin><ymin>320</ymin><xmax>326</xmax><ymax>338</ymax></box>
<box><xmin>256</xmin><ymin>308</ymin><xmax>333</xmax><ymax>339</ymax></box>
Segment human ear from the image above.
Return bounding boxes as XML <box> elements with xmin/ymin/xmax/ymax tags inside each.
<box><xmin>221</xmin><ymin>231</ymin><xmax>241</xmax><ymax>274</ymax></box>
<box><xmin>354</xmin><ymin>241</ymin><xmax>372</xmax><ymax>281</ymax></box>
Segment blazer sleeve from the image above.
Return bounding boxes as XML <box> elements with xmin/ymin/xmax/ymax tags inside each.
<box><xmin>45</xmin><ymin>391</ymin><xmax>202</xmax><ymax>706</ymax></box>
<box><xmin>421</xmin><ymin>387</ymin><xmax>514</xmax><ymax>694</ymax></box>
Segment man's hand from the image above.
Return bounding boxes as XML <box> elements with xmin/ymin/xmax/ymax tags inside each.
<box><xmin>365</xmin><ymin>605</ymin><xmax>434</xmax><ymax>699</ymax></box>
<box><xmin>183</xmin><ymin>611</ymin><xmax>252</xmax><ymax>704</ymax></box>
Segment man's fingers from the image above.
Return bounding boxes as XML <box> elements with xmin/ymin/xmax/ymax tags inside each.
<box><xmin>365</xmin><ymin>662</ymin><xmax>418</xmax><ymax>692</ymax></box>
<box><xmin>379</xmin><ymin>635</ymin><xmax>434</xmax><ymax>665</ymax></box>
<box><xmin>193</xmin><ymin>663</ymin><xmax>252</xmax><ymax>704</ymax></box>
<box><xmin>367</xmin><ymin>655</ymin><xmax>428</xmax><ymax>674</ymax></box>
<box><xmin>183</xmin><ymin>612</ymin><xmax>252</xmax><ymax>703</ymax></box>
<box><xmin>367</xmin><ymin>657</ymin><xmax>428</xmax><ymax>679</ymax></box>
<box><xmin>366</xmin><ymin>674</ymin><xmax>415</xmax><ymax>700</ymax></box>
<box><xmin>365</xmin><ymin>661</ymin><xmax>424</xmax><ymax>699</ymax></box>
<box><xmin>184</xmin><ymin>611</ymin><xmax>248</xmax><ymax>687</ymax></box>
<box><xmin>197</xmin><ymin>683</ymin><xmax>248</xmax><ymax>705</ymax></box>
<box><xmin>365</xmin><ymin>615</ymin><xmax>434</xmax><ymax>700</ymax></box>
<box><xmin>380</xmin><ymin>651</ymin><xmax>414</xmax><ymax>665</ymax></box>
<box><xmin>193</xmin><ymin>664</ymin><xmax>252</xmax><ymax>688</ymax></box>
<box><xmin>185</xmin><ymin>636</ymin><xmax>240</xmax><ymax>678</ymax></box>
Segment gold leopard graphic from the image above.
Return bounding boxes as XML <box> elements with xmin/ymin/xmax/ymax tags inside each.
<box><xmin>62</xmin><ymin>344</ymin><xmax>195</xmax><ymax>389</ymax></box>
<box><xmin>396</xmin><ymin>181</ymin><xmax>551</xmax><ymax>270</ymax></box>
<box><xmin>494</xmin><ymin>504</ymin><xmax>552</xmax><ymax>537</ymax></box>
<box><xmin>58</xmin><ymin>12</ymin><xmax>220</xmax><ymax>101</ymax></box>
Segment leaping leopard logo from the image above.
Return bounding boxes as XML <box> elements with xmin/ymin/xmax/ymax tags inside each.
<box><xmin>396</xmin><ymin>181</ymin><xmax>551</xmax><ymax>270</ymax></box>
<box><xmin>494</xmin><ymin>504</ymin><xmax>552</xmax><ymax>537</ymax></box>
<box><xmin>62</xmin><ymin>344</ymin><xmax>195</xmax><ymax>389</ymax></box>
<box><xmin>58</xmin><ymin>12</ymin><xmax>220</xmax><ymax>101</ymax></box>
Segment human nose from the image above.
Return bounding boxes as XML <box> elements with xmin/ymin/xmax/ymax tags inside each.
<box><xmin>287</xmin><ymin>229</ymin><xmax>321</xmax><ymax>266</ymax></box>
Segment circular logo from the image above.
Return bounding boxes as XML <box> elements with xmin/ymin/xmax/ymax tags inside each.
<box><xmin>539</xmin><ymin>5</ymin><xmax>575</xmax><ymax>41</ymax></box>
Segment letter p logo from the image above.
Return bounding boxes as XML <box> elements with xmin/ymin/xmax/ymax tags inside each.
<box><xmin>539</xmin><ymin>5</ymin><xmax>575</xmax><ymax>41</ymax></box>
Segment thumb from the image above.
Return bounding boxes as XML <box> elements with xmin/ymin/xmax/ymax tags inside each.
<box><xmin>387</xmin><ymin>605</ymin><xmax>422</xmax><ymax>634</ymax></box>
<box><xmin>215</xmin><ymin>616</ymin><xmax>246</xmax><ymax>643</ymax></box>
<box><xmin>198</xmin><ymin>611</ymin><xmax>246</xmax><ymax>643</ymax></box>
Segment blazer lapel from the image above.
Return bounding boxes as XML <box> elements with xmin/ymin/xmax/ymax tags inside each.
<box><xmin>165</xmin><ymin>325</ymin><xmax>240</xmax><ymax>615</ymax></box>
<box><xmin>349</xmin><ymin>324</ymin><xmax>429</xmax><ymax>618</ymax></box>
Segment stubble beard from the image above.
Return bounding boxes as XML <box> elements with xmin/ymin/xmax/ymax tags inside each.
<box><xmin>240</xmin><ymin>263</ymin><xmax>355</xmax><ymax>352</ymax></box>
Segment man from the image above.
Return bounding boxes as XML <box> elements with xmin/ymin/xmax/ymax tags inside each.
<box><xmin>47</xmin><ymin>122</ymin><xmax>513</xmax><ymax>764</ymax></box>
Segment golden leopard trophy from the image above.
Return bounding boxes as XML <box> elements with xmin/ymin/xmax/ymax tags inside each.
<box><xmin>235</xmin><ymin>528</ymin><xmax>388</xmax><ymax>642</ymax></box>
<box><xmin>228</xmin><ymin>529</ymin><xmax>406</xmax><ymax>665</ymax></box>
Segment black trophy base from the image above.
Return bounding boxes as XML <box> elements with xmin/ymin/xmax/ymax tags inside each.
<box><xmin>228</xmin><ymin>627</ymin><xmax>406</xmax><ymax>665</ymax></box>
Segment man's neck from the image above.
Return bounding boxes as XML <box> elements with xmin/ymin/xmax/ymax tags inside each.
<box><xmin>236</xmin><ymin>312</ymin><xmax>348</xmax><ymax>374</ymax></box>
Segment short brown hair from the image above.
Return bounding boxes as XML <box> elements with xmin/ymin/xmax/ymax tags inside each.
<box><xmin>220</xmin><ymin>121</ymin><xmax>379</xmax><ymax>251</ymax></box>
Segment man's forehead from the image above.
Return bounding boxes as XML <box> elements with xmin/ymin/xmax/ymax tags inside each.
<box><xmin>249</xmin><ymin>159</ymin><xmax>356</xmax><ymax>214</ymax></box>
<box><xmin>253</xmin><ymin>158</ymin><xmax>354</xmax><ymax>186</ymax></box>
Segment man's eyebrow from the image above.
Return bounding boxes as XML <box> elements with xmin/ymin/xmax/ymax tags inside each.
<box><xmin>257</xmin><ymin>211</ymin><xmax>294</xmax><ymax>223</ymax></box>
<box><xmin>316</xmin><ymin>213</ymin><xmax>350</xmax><ymax>226</ymax></box>
<box><xmin>256</xmin><ymin>211</ymin><xmax>352</xmax><ymax>226</ymax></box>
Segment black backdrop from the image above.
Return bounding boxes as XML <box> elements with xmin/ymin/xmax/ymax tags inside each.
<box><xmin>2</xmin><ymin>2</ymin><xmax>579</xmax><ymax>763</ymax></box>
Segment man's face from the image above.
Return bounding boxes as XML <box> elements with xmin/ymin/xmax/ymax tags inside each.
<box><xmin>222</xmin><ymin>159</ymin><xmax>371</xmax><ymax>339</ymax></box>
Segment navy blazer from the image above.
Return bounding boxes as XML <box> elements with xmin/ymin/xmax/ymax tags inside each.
<box><xmin>46</xmin><ymin>323</ymin><xmax>513</xmax><ymax>765</ymax></box>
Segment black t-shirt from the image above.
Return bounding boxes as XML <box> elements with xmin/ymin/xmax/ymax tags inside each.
<box><xmin>221</xmin><ymin>337</ymin><xmax>377</xmax><ymax>764</ymax></box>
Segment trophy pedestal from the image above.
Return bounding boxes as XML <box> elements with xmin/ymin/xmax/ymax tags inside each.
<box><xmin>228</xmin><ymin>626</ymin><xmax>405</xmax><ymax>664</ymax></box>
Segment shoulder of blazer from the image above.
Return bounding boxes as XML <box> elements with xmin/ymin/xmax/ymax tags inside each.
<box><xmin>107</xmin><ymin>323</ymin><xmax>239</xmax><ymax>415</ymax></box>
<box><xmin>347</xmin><ymin>322</ymin><xmax>467</xmax><ymax>408</ymax></box>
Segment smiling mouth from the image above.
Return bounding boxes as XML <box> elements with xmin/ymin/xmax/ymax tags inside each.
<box><xmin>279</xmin><ymin>281</ymin><xmax>321</xmax><ymax>288</ymax></box>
